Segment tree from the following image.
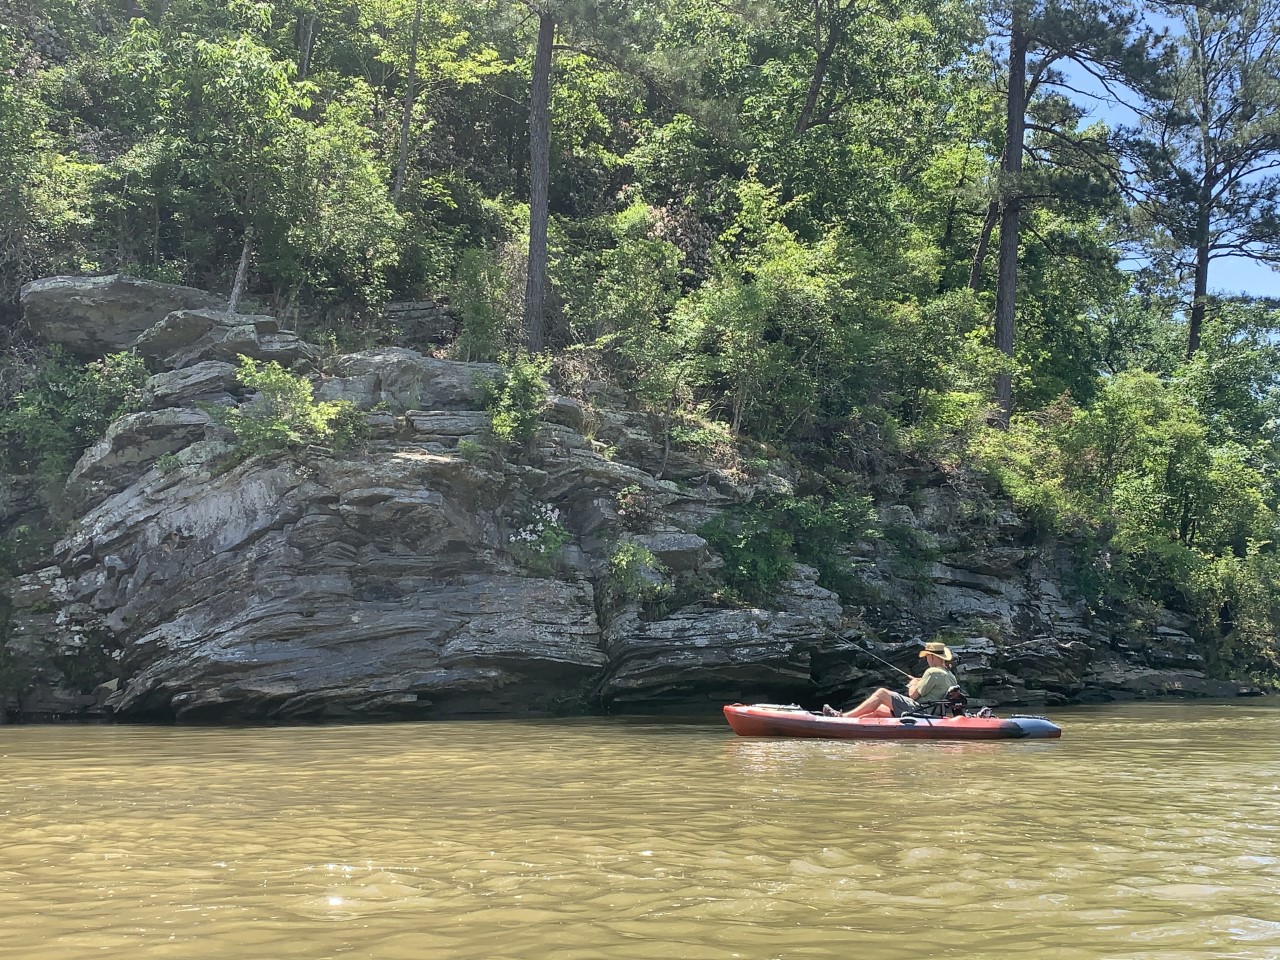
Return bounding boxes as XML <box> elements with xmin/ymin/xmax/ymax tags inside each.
<box><xmin>524</xmin><ymin>2</ymin><xmax>556</xmax><ymax>351</ymax></box>
<box><xmin>160</xmin><ymin>27</ymin><xmax>312</xmax><ymax>309</ymax></box>
<box><xmin>977</xmin><ymin>0</ymin><xmax>1159</xmax><ymax>425</ymax></box>
<box><xmin>516</xmin><ymin>0</ymin><xmax>664</xmax><ymax>350</ymax></box>
<box><xmin>393</xmin><ymin>0</ymin><xmax>426</xmax><ymax>206</ymax></box>
<box><xmin>0</xmin><ymin>18</ymin><xmax>93</xmax><ymax>304</ymax></box>
<box><xmin>1128</xmin><ymin>0</ymin><xmax>1280</xmax><ymax>358</ymax></box>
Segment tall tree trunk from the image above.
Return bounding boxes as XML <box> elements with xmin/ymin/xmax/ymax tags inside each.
<box><xmin>228</xmin><ymin>227</ymin><xmax>254</xmax><ymax>314</ymax></box>
<box><xmin>793</xmin><ymin>13</ymin><xmax>843</xmax><ymax>138</ymax></box>
<box><xmin>1187</xmin><ymin>203</ymin><xmax>1211</xmax><ymax>358</ymax></box>
<box><xmin>393</xmin><ymin>0</ymin><xmax>424</xmax><ymax>207</ymax></box>
<box><xmin>937</xmin><ymin>149</ymin><xmax>972</xmax><ymax>284</ymax></box>
<box><xmin>937</xmin><ymin>193</ymin><xmax>958</xmax><ymax>293</ymax></box>
<box><xmin>297</xmin><ymin>12</ymin><xmax>318</xmax><ymax>80</ymax></box>
<box><xmin>968</xmin><ymin>198</ymin><xmax>999</xmax><ymax>291</ymax></box>
<box><xmin>993</xmin><ymin>10</ymin><xmax>1028</xmax><ymax>428</ymax></box>
<box><xmin>523</xmin><ymin>10</ymin><xmax>555</xmax><ymax>352</ymax></box>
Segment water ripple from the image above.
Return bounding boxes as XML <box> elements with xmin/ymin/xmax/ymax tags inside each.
<box><xmin>1</xmin><ymin>702</ymin><xmax>1279</xmax><ymax>959</ymax></box>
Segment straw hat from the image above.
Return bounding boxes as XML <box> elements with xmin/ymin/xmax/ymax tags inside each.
<box><xmin>919</xmin><ymin>641</ymin><xmax>954</xmax><ymax>662</ymax></box>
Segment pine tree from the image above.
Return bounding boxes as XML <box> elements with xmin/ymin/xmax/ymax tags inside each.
<box><xmin>1128</xmin><ymin>0</ymin><xmax>1280</xmax><ymax>358</ymax></box>
<box><xmin>978</xmin><ymin>0</ymin><xmax>1161</xmax><ymax>425</ymax></box>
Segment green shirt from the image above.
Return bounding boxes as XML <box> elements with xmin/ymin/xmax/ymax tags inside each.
<box><xmin>914</xmin><ymin>666</ymin><xmax>958</xmax><ymax>704</ymax></box>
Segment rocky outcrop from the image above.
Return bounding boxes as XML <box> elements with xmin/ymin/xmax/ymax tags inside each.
<box><xmin>315</xmin><ymin>348</ymin><xmax>499</xmax><ymax>411</ymax></box>
<box><xmin>20</xmin><ymin>275</ymin><xmax>223</xmax><ymax>356</ymax></box>
<box><xmin>380</xmin><ymin>299</ymin><xmax>461</xmax><ymax>347</ymax></box>
<box><xmin>133</xmin><ymin>308</ymin><xmax>321</xmax><ymax>369</ymax></box>
<box><xmin>0</xmin><ymin>276</ymin><xmax>1265</xmax><ymax>722</ymax></box>
<box><xmin>140</xmin><ymin>361</ymin><xmax>239</xmax><ymax>411</ymax></box>
<box><xmin>64</xmin><ymin>408</ymin><xmax>223</xmax><ymax>510</ymax></box>
<box><xmin>602</xmin><ymin>566</ymin><xmax>844</xmax><ymax>707</ymax></box>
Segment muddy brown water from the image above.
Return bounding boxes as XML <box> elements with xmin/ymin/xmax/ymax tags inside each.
<box><xmin>2</xmin><ymin>701</ymin><xmax>1278</xmax><ymax>959</ymax></box>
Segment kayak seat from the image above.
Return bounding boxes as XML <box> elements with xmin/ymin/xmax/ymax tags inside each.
<box><xmin>909</xmin><ymin>685</ymin><xmax>968</xmax><ymax>718</ymax></box>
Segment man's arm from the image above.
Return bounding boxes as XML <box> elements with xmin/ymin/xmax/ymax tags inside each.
<box><xmin>906</xmin><ymin>676</ymin><xmax>922</xmax><ymax>699</ymax></box>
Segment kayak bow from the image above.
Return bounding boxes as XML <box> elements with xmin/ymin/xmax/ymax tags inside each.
<box><xmin>723</xmin><ymin>703</ymin><xmax>1062</xmax><ymax>740</ymax></box>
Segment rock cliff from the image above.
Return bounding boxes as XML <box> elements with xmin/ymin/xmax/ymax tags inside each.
<box><xmin>0</xmin><ymin>277</ymin><xmax>1258</xmax><ymax>722</ymax></box>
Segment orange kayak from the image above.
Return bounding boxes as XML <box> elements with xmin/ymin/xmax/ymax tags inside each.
<box><xmin>723</xmin><ymin>703</ymin><xmax>1062</xmax><ymax>740</ymax></box>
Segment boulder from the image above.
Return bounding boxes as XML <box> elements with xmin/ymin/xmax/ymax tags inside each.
<box><xmin>546</xmin><ymin>395</ymin><xmax>589</xmax><ymax>433</ymax></box>
<box><xmin>20</xmin><ymin>275</ymin><xmax>222</xmax><ymax>357</ymax></box>
<box><xmin>318</xmin><ymin>348</ymin><xmax>499</xmax><ymax>412</ymax></box>
<box><xmin>404</xmin><ymin>410</ymin><xmax>491</xmax><ymax>439</ymax></box>
<box><xmin>134</xmin><ymin>309</ymin><xmax>321</xmax><ymax>369</ymax></box>
<box><xmin>65</xmin><ymin>408</ymin><xmax>219</xmax><ymax>509</ymax></box>
<box><xmin>627</xmin><ymin>533</ymin><xmax>710</xmax><ymax>572</ymax></box>
<box><xmin>1086</xmin><ymin>662</ymin><xmax>1250</xmax><ymax>699</ymax></box>
<box><xmin>599</xmin><ymin>566</ymin><xmax>842</xmax><ymax>708</ymax></box>
<box><xmin>141</xmin><ymin>361</ymin><xmax>239</xmax><ymax>410</ymax></box>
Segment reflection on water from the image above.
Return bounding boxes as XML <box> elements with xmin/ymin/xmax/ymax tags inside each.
<box><xmin>2</xmin><ymin>702</ymin><xmax>1279</xmax><ymax>960</ymax></box>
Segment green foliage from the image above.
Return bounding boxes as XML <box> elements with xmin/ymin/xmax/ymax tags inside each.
<box><xmin>604</xmin><ymin>541</ymin><xmax>670</xmax><ymax>610</ymax></box>
<box><xmin>0</xmin><ymin>36</ymin><xmax>94</xmax><ymax>300</ymax></box>
<box><xmin>454</xmin><ymin>438</ymin><xmax>487</xmax><ymax>462</ymax></box>
<box><xmin>449</xmin><ymin>246</ymin><xmax>522</xmax><ymax>361</ymax></box>
<box><xmin>701</xmin><ymin>504</ymin><xmax>794</xmax><ymax>605</ymax></box>
<box><xmin>507</xmin><ymin>501</ymin><xmax>571</xmax><ymax>575</ymax></box>
<box><xmin>0</xmin><ymin>0</ymin><xmax>1278</xmax><ymax>681</ymax></box>
<box><xmin>669</xmin><ymin>414</ymin><xmax>736</xmax><ymax>459</ymax></box>
<box><xmin>786</xmin><ymin>491</ymin><xmax>878</xmax><ymax>594</ymax></box>
<box><xmin>0</xmin><ymin>350</ymin><xmax>149</xmax><ymax>478</ymax></box>
<box><xmin>973</xmin><ymin>370</ymin><xmax>1279</xmax><ymax>675</ymax></box>
<box><xmin>275</xmin><ymin>91</ymin><xmax>404</xmax><ymax>305</ymax></box>
<box><xmin>701</xmin><ymin>492</ymin><xmax>875</xmax><ymax>605</ymax></box>
<box><xmin>219</xmin><ymin>355</ymin><xmax>365</xmax><ymax>457</ymax></box>
<box><xmin>479</xmin><ymin>352</ymin><xmax>550</xmax><ymax>447</ymax></box>
<box><xmin>564</xmin><ymin>204</ymin><xmax>686</xmax><ymax>410</ymax></box>
<box><xmin>154</xmin><ymin>452</ymin><xmax>181</xmax><ymax>475</ymax></box>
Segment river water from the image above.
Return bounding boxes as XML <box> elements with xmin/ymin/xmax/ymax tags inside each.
<box><xmin>2</xmin><ymin>701</ymin><xmax>1278</xmax><ymax>960</ymax></box>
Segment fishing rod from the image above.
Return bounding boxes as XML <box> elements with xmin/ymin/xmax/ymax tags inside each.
<box><xmin>843</xmin><ymin>640</ymin><xmax>914</xmax><ymax>680</ymax></box>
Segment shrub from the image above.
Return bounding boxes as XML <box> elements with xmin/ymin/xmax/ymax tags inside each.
<box><xmin>508</xmin><ymin>502</ymin><xmax>571</xmax><ymax>576</ymax></box>
<box><xmin>154</xmin><ymin>452</ymin><xmax>181</xmax><ymax>474</ymax></box>
<box><xmin>455</xmin><ymin>438</ymin><xmax>487</xmax><ymax>462</ymax></box>
<box><xmin>604</xmin><ymin>541</ymin><xmax>670</xmax><ymax>610</ymax></box>
<box><xmin>0</xmin><ymin>349</ymin><xmax>149</xmax><ymax>478</ymax></box>
<box><xmin>702</xmin><ymin>492</ymin><xmax>877</xmax><ymax>605</ymax></box>
<box><xmin>479</xmin><ymin>352</ymin><xmax>550</xmax><ymax>448</ymax></box>
<box><xmin>702</xmin><ymin>504</ymin><xmax>795</xmax><ymax>605</ymax></box>
<box><xmin>970</xmin><ymin>371</ymin><xmax>1280</xmax><ymax>682</ymax></box>
<box><xmin>450</xmin><ymin>246</ymin><xmax>524</xmax><ymax>362</ymax></box>
<box><xmin>614</xmin><ymin>484</ymin><xmax>658</xmax><ymax>531</ymax></box>
<box><xmin>219</xmin><ymin>356</ymin><xmax>365</xmax><ymax>458</ymax></box>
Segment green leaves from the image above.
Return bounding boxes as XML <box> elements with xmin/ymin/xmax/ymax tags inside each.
<box><xmin>701</xmin><ymin>492</ymin><xmax>874</xmax><ymax>605</ymax></box>
<box><xmin>0</xmin><ymin>351</ymin><xmax>149</xmax><ymax>478</ymax></box>
<box><xmin>479</xmin><ymin>351</ymin><xmax>552</xmax><ymax>447</ymax></box>
<box><xmin>220</xmin><ymin>355</ymin><xmax>365</xmax><ymax>457</ymax></box>
<box><xmin>974</xmin><ymin>366</ymin><xmax>1279</xmax><ymax>667</ymax></box>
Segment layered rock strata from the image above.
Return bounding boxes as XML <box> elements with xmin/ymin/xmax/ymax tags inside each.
<box><xmin>0</xmin><ymin>276</ymin><xmax>1259</xmax><ymax>721</ymax></box>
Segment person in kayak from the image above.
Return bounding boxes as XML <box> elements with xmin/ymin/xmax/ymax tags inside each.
<box><xmin>824</xmin><ymin>641</ymin><xmax>958</xmax><ymax>718</ymax></box>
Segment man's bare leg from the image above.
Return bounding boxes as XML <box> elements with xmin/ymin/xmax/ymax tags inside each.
<box><xmin>843</xmin><ymin>688</ymin><xmax>894</xmax><ymax>718</ymax></box>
